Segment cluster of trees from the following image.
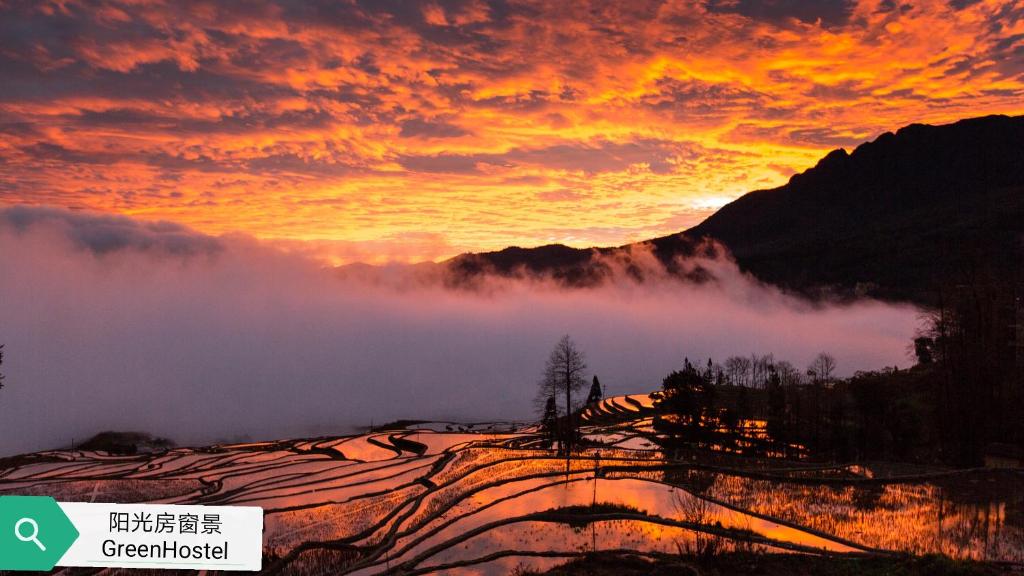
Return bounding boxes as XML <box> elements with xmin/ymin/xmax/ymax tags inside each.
<box><xmin>649</xmin><ymin>353</ymin><xmax>838</xmax><ymax>455</ymax></box>
<box><xmin>537</xmin><ymin>263</ymin><xmax>1022</xmax><ymax>467</ymax></box>
<box><xmin>535</xmin><ymin>335</ymin><xmax>602</xmax><ymax>454</ymax></box>
<box><xmin>911</xmin><ymin>274</ymin><xmax>1023</xmax><ymax>465</ymax></box>
<box><xmin>687</xmin><ymin>249</ymin><xmax>1021</xmax><ymax>466</ymax></box>
<box><xmin>713</xmin><ymin>353</ymin><xmax>836</xmax><ymax>390</ymax></box>
<box><xmin>648</xmin><ymin>291</ymin><xmax>1022</xmax><ymax>466</ymax></box>
<box><xmin>649</xmin><ymin>352</ymin><xmax>929</xmax><ymax>461</ymax></box>
<box><xmin>651</xmin><ymin>358</ymin><xmax>733</xmax><ymax>449</ymax></box>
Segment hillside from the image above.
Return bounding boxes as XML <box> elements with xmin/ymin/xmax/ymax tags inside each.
<box><xmin>1</xmin><ymin>395</ymin><xmax>1020</xmax><ymax>574</ymax></box>
<box><xmin>447</xmin><ymin>115</ymin><xmax>1024</xmax><ymax>304</ymax></box>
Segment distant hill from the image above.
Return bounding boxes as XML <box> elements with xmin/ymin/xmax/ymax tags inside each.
<box><xmin>446</xmin><ymin>115</ymin><xmax>1024</xmax><ymax>304</ymax></box>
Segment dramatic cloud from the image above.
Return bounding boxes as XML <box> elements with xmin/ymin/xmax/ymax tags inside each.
<box><xmin>0</xmin><ymin>0</ymin><xmax>1021</xmax><ymax>261</ymax></box>
<box><xmin>0</xmin><ymin>207</ymin><xmax>921</xmax><ymax>455</ymax></box>
<box><xmin>0</xmin><ymin>205</ymin><xmax>223</xmax><ymax>256</ymax></box>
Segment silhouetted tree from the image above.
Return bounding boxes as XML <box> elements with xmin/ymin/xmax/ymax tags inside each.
<box><xmin>751</xmin><ymin>353</ymin><xmax>774</xmax><ymax>389</ymax></box>
<box><xmin>913</xmin><ymin>336</ymin><xmax>935</xmax><ymax>365</ymax></box>
<box><xmin>807</xmin><ymin>353</ymin><xmax>837</xmax><ymax>385</ymax></box>
<box><xmin>774</xmin><ymin>360</ymin><xmax>803</xmax><ymax>387</ymax></box>
<box><xmin>0</xmin><ymin>344</ymin><xmax>5</xmax><ymax>398</ymax></box>
<box><xmin>736</xmin><ymin>385</ymin><xmax>752</xmax><ymax>422</ymax></box>
<box><xmin>653</xmin><ymin>358</ymin><xmax>719</xmax><ymax>448</ymax></box>
<box><xmin>828</xmin><ymin>388</ymin><xmax>852</xmax><ymax>461</ymax></box>
<box><xmin>534</xmin><ymin>367</ymin><xmax>560</xmax><ymax>445</ymax></box>
<box><xmin>921</xmin><ymin>270</ymin><xmax>1021</xmax><ymax>464</ymax></box>
<box><xmin>538</xmin><ymin>335</ymin><xmax>588</xmax><ymax>453</ymax></box>
<box><xmin>540</xmin><ymin>395</ymin><xmax>558</xmax><ymax>448</ymax></box>
<box><xmin>848</xmin><ymin>370</ymin><xmax>892</xmax><ymax>459</ymax></box>
<box><xmin>765</xmin><ymin>367</ymin><xmax>787</xmax><ymax>450</ymax></box>
<box><xmin>803</xmin><ymin>353</ymin><xmax>835</xmax><ymax>449</ymax></box>
<box><xmin>724</xmin><ymin>356</ymin><xmax>752</xmax><ymax>387</ymax></box>
<box><xmin>586</xmin><ymin>375</ymin><xmax>602</xmax><ymax>405</ymax></box>
<box><xmin>719</xmin><ymin>406</ymin><xmax>740</xmax><ymax>450</ymax></box>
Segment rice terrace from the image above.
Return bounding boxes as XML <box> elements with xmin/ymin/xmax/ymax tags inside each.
<box><xmin>2</xmin><ymin>1</ymin><xmax>1024</xmax><ymax>574</ymax></box>
<box><xmin>2</xmin><ymin>386</ymin><xmax>1020</xmax><ymax>574</ymax></box>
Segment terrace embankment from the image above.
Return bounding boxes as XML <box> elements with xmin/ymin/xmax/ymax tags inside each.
<box><xmin>0</xmin><ymin>394</ymin><xmax>1021</xmax><ymax>575</ymax></box>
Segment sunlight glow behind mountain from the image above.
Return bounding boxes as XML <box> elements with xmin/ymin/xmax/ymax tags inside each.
<box><xmin>1</xmin><ymin>0</ymin><xmax>1023</xmax><ymax>262</ymax></box>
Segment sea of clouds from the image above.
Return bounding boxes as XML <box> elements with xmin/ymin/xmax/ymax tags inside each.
<box><xmin>0</xmin><ymin>206</ymin><xmax>922</xmax><ymax>455</ymax></box>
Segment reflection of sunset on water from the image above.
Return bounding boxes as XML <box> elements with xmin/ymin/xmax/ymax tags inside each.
<box><xmin>2</xmin><ymin>396</ymin><xmax>1020</xmax><ymax>573</ymax></box>
<box><xmin>706</xmin><ymin>474</ymin><xmax>1023</xmax><ymax>561</ymax></box>
<box><xmin>1</xmin><ymin>2</ymin><xmax>1021</xmax><ymax>575</ymax></box>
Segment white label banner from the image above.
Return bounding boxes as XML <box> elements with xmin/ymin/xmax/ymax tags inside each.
<box><xmin>57</xmin><ymin>502</ymin><xmax>263</xmax><ymax>571</ymax></box>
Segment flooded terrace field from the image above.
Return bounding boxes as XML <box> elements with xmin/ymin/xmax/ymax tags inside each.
<box><xmin>1</xmin><ymin>395</ymin><xmax>1021</xmax><ymax>575</ymax></box>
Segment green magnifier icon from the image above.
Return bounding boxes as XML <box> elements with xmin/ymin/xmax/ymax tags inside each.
<box><xmin>15</xmin><ymin>517</ymin><xmax>47</xmax><ymax>551</ymax></box>
<box><xmin>0</xmin><ymin>495</ymin><xmax>79</xmax><ymax>571</ymax></box>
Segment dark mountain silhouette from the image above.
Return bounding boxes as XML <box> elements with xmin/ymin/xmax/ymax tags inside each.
<box><xmin>446</xmin><ymin>114</ymin><xmax>1024</xmax><ymax>304</ymax></box>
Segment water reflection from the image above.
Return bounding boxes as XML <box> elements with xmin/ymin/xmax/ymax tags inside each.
<box><xmin>672</xmin><ymin>468</ymin><xmax>1023</xmax><ymax>562</ymax></box>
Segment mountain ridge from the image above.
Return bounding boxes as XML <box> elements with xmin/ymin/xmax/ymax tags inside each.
<box><xmin>446</xmin><ymin>114</ymin><xmax>1024</xmax><ymax>304</ymax></box>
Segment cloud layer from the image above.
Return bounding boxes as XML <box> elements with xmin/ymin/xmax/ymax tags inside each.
<box><xmin>0</xmin><ymin>207</ymin><xmax>921</xmax><ymax>455</ymax></box>
<box><xmin>1</xmin><ymin>0</ymin><xmax>1022</xmax><ymax>261</ymax></box>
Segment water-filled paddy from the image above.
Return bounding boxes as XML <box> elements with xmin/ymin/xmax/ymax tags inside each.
<box><xmin>1</xmin><ymin>394</ymin><xmax>1020</xmax><ymax>574</ymax></box>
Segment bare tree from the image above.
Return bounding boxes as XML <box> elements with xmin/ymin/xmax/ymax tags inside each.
<box><xmin>538</xmin><ymin>335</ymin><xmax>588</xmax><ymax>453</ymax></box>
<box><xmin>0</xmin><ymin>344</ymin><xmax>5</xmax><ymax>397</ymax></box>
<box><xmin>807</xmin><ymin>353</ymin><xmax>837</xmax><ymax>385</ymax></box>
<box><xmin>724</xmin><ymin>356</ymin><xmax>751</xmax><ymax>387</ymax></box>
<box><xmin>534</xmin><ymin>370</ymin><xmax>559</xmax><ymax>414</ymax></box>
<box><xmin>751</xmin><ymin>353</ymin><xmax>774</xmax><ymax>389</ymax></box>
<box><xmin>774</xmin><ymin>360</ymin><xmax>803</xmax><ymax>387</ymax></box>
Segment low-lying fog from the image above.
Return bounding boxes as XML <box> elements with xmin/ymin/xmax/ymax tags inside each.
<box><xmin>0</xmin><ymin>206</ymin><xmax>921</xmax><ymax>456</ymax></box>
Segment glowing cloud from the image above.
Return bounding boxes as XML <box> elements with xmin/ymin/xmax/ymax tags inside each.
<box><xmin>0</xmin><ymin>0</ymin><xmax>1021</xmax><ymax>261</ymax></box>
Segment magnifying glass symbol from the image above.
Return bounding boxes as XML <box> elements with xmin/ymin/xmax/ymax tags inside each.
<box><xmin>15</xmin><ymin>518</ymin><xmax>46</xmax><ymax>552</ymax></box>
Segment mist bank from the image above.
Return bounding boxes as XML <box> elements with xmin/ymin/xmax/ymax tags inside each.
<box><xmin>0</xmin><ymin>206</ymin><xmax>921</xmax><ymax>456</ymax></box>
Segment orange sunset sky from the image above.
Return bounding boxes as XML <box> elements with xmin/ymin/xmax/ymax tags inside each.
<box><xmin>1</xmin><ymin>0</ymin><xmax>1022</xmax><ymax>263</ymax></box>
